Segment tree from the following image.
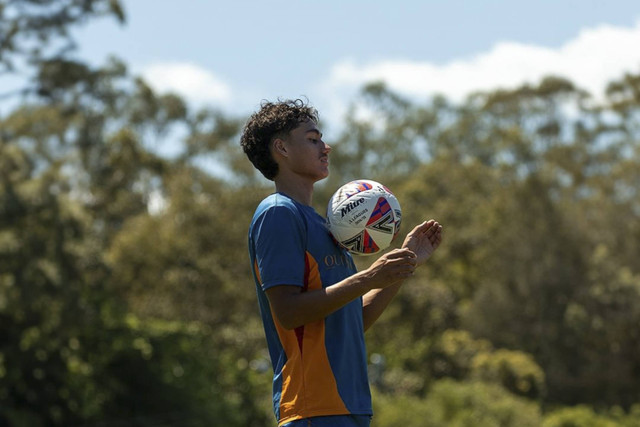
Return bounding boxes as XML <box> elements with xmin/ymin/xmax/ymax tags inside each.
<box><xmin>0</xmin><ymin>2</ymin><xmax>273</xmax><ymax>424</ymax></box>
<box><xmin>0</xmin><ymin>0</ymin><xmax>125</xmax><ymax>100</ymax></box>
<box><xmin>372</xmin><ymin>380</ymin><xmax>541</xmax><ymax>427</ymax></box>
<box><xmin>340</xmin><ymin>76</ymin><xmax>640</xmax><ymax>411</ymax></box>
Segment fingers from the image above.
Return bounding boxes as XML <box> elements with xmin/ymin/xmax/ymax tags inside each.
<box><xmin>427</xmin><ymin>222</ymin><xmax>443</xmax><ymax>245</ymax></box>
<box><xmin>386</xmin><ymin>247</ymin><xmax>417</xmax><ymax>258</ymax></box>
<box><xmin>403</xmin><ymin>220</ymin><xmax>444</xmax><ymax>254</ymax></box>
<box><xmin>409</xmin><ymin>220</ymin><xmax>435</xmax><ymax>236</ymax></box>
<box><xmin>431</xmin><ymin>231</ymin><xmax>442</xmax><ymax>249</ymax></box>
<box><xmin>387</xmin><ymin>255</ymin><xmax>417</xmax><ymax>279</ymax></box>
<box><xmin>413</xmin><ymin>220</ymin><xmax>441</xmax><ymax>239</ymax></box>
<box><xmin>367</xmin><ymin>248</ymin><xmax>418</xmax><ymax>288</ymax></box>
<box><xmin>384</xmin><ymin>248</ymin><xmax>418</xmax><ymax>266</ymax></box>
<box><xmin>410</xmin><ymin>219</ymin><xmax>442</xmax><ymax>237</ymax></box>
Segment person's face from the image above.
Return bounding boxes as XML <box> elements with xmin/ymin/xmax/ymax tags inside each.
<box><xmin>277</xmin><ymin>120</ymin><xmax>332</xmax><ymax>182</ymax></box>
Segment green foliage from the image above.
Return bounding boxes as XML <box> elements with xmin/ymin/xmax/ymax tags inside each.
<box><xmin>372</xmin><ymin>380</ymin><xmax>541</xmax><ymax>427</ymax></box>
<box><xmin>0</xmin><ymin>4</ymin><xmax>271</xmax><ymax>423</ymax></box>
<box><xmin>542</xmin><ymin>405</ymin><xmax>622</xmax><ymax>427</ymax></box>
<box><xmin>3</xmin><ymin>2</ymin><xmax>640</xmax><ymax>424</ymax></box>
<box><xmin>429</xmin><ymin>329</ymin><xmax>492</xmax><ymax>380</ymax></box>
<box><xmin>0</xmin><ymin>137</ymin><xmax>268</xmax><ymax>425</ymax></box>
<box><xmin>471</xmin><ymin>349</ymin><xmax>545</xmax><ymax>400</ymax></box>
<box><xmin>0</xmin><ymin>0</ymin><xmax>126</xmax><ymax>99</ymax></box>
<box><xmin>343</xmin><ymin>74</ymin><xmax>640</xmax><ymax>416</ymax></box>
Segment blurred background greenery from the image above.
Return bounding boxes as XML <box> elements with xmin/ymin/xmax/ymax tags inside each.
<box><xmin>1</xmin><ymin>1</ymin><xmax>640</xmax><ymax>426</ymax></box>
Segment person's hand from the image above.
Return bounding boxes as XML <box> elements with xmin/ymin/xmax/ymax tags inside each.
<box><xmin>362</xmin><ymin>248</ymin><xmax>417</xmax><ymax>289</ymax></box>
<box><xmin>402</xmin><ymin>220</ymin><xmax>443</xmax><ymax>266</ymax></box>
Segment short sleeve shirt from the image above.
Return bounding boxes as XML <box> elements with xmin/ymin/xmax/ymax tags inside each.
<box><xmin>248</xmin><ymin>193</ymin><xmax>372</xmax><ymax>426</ymax></box>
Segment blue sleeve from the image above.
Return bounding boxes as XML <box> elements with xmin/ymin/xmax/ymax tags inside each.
<box><xmin>252</xmin><ymin>204</ymin><xmax>306</xmax><ymax>291</ymax></box>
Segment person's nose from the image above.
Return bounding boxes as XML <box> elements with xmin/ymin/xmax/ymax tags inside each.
<box><xmin>323</xmin><ymin>141</ymin><xmax>332</xmax><ymax>154</ymax></box>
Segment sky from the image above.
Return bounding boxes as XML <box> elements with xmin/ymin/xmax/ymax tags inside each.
<box><xmin>8</xmin><ymin>0</ymin><xmax>640</xmax><ymax>137</ymax></box>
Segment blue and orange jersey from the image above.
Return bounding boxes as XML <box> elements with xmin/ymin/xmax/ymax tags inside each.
<box><xmin>248</xmin><ymin>193</ymin><xmax>372</xmax><ymax>426</ymax></box>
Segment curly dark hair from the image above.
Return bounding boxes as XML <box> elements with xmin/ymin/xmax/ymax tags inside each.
<box><xmin>240</xmin><ymin>98</ymin><xmax>319</xmax><ymax>180</ymax></box>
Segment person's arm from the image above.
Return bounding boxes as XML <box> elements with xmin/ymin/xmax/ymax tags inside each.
<box><xmin>361</xmin><ymin>283</ymin><xmax>403</xmax><ymax>331</ymax></box>
<box><xmin>266</xmin><ymin>248</ymin><xmax>417</xmax><ymax>330</ymax></box>
<box><xmin>361</xmin><ymin>220</ymin><xmax>444</xmax><ymax>331</ymax></box>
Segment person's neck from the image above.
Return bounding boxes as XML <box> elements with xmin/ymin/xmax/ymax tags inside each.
<box><xmin>274</xmin><ymin>176</ymin><xmax>314</xmax><ymax>206</ymax></box>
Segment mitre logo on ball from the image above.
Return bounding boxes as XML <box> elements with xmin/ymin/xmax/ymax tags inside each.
<box><xmin>326</xmin><ymin>179</ymin><xmax>402</xmax><ymax>256</ymax></box>
<box><xmin>340</xmin><ymin>198</ymin><xmax>366</xmax><ymax>217</ymax></box>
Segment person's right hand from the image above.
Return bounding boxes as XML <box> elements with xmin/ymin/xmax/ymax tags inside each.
<box><xmin>362</xmin><ymin>248</ymin><xmax>417</xmax><ymax>289</ymax></box>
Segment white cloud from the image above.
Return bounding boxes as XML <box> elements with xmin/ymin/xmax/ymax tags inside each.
<box><xmin>140</xmin><ymin>62</ymin><xmax>232</xmax><ymax>104</ymax></box>
<box><xmin>321</xmin><ymin>19</ymin><xmax>640</xmax><ymax>106</ymax></box>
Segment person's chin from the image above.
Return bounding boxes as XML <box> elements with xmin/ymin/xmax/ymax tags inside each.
<box><xmin>317</xmin><ymin>169</ymin><xmax>330</xmax><ymax>180</ymax></box>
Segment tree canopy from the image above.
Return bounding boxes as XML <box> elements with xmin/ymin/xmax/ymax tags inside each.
<box><xmin>2</xmin><ymin>1</ymin><xmax>640</xmax><ymax>425</ymax></box>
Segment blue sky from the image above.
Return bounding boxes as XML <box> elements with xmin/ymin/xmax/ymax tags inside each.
<box><xmin>7</xmin><ymin>1</ymin><xmax>640</xmax><ymax>136</ymax></box>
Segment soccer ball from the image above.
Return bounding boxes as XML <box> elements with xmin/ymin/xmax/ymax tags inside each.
<box><xmin>326</xmin><ymin>179</ymin><xmax>402</xmax><ymax>256</ymax></box>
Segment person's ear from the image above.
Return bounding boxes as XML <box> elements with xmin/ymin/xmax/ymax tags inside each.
<box><xmin>273</xmin><ymin>138</ymin><xmax>288</xmax><ymax>157</ymax></box>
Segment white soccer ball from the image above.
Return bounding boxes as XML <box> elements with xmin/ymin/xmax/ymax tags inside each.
<box><xmin>326</xmin><ymin>179</ymin><xmax>402</xmax><ymax>256</ymax></box>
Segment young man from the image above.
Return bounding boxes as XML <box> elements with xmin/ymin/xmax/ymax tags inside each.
<box><xmin>241</xmin><ymin>99</ymin><xmax>442</xmax><ymax>427</ymax></box>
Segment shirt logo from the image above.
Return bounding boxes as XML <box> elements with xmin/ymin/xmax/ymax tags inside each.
<box><xmin>323</xmin><ymin>253</ymin><xmax>351</xmax><ymax>269</ymax></box>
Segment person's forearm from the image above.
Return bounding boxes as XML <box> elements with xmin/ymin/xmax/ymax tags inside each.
<box><xmin>267</xmin><ymin>271</ymin><xmax>374</xmax><ymax>330</ymax></box>
<box><xmin>362</xmin><ymin>282</ymin><xmax>403</xmax><ymax>331</ymax></box>
<box><xmin>266</xmin><ymin>248</ymin><xmax>417</xmax><ymax>330</ymax></box>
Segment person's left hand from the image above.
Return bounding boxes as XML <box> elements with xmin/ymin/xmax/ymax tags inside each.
<box><xmin>401</xmin><ymin>220</ymin><xmax>443</xmax><ymax>266</ymax></box>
